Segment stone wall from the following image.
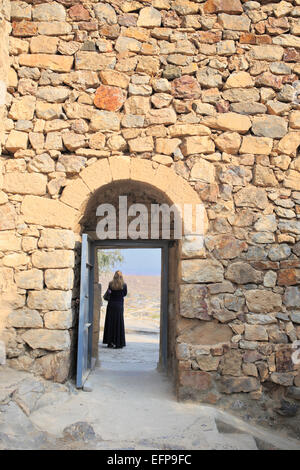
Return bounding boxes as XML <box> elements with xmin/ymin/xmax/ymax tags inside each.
<box><xmin>1</xmin><ymin>0</ymin><xmax>300</xmax><ymax>408</ymax></box>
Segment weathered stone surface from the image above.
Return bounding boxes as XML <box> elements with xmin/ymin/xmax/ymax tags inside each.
<box><xmin>245</xmin><ymin>325</ymin><xmax>268</xmax><ymax>342</ymax></box>
<box><xmin>90</xmin><ymin>111</ymin><xmax>120</xmax><ymax>131</ymax></box>
<box><xmin>245</xmin><ymin>290</ymin><xmax>282</xmax><ymax>313</ymax></box>
<box><xmin>181</xmin><ymin>259</ymin><xmax>224</xmax><ymax>283</ymax></box>
<box><xmin>21</xmin><ymin>196</ymin><xmax>77</xmax><ymax>230</ymax></box>
<box><xmin>181</xmin><ymin>137</ymin><xmax>215</xmax><ymax>156</ymax></box>
<box><xmin>252</xmin><ymin>116</ymin><xmax>288</xmax><ymax>139</ymax></box>
<box><xmin>225</xmin><ymin>262</ymin><xmax>262</xmax><ymax>285</ymax></box>
<box><xmin>15</xmin><ymin>269</ymin><xmax>43</xmax><ymax>291</ymax></box>
<box><xmin>94</xmin><ymin>3</ymin><xmax>117</xmax><ymax>24</ymax></box>
<box><xmin>220</xmin><ymin>377</ymin><xmax>260</xmax><ymax>394</ymax></box>
<box><xmin>283</xmin><ymin>287</ymin><xmax>300</xmax><ymax>309</ymax></box>
<box><xmin>240</xmin><ymin>136</ymin><xmax>273</xmax><ymax>155</ymax></box>
<box><xmin>180</xmin><ymin>285</ymin><xmax>210</xmax><ymax>320</ymax></box>
<box><xmin>7</xmin><ymin>308</ymin><xmax>43</xmax><ymax>329</ymax></box>
<box><xmin>203</xmin><ymin>0</ymin><xmax>243</xmax><ymax>14</ymax></box>
<box><xmin>44</xmin><ymin>310</ymin><xmax>73</xmax><ymax>330</ymax></box>
<box><xmin>171</xmin><ymin>76</ymin><xmax>201</xmax><ymax>100</ymax></box>
<box><xmin>33</xmin><ymin>3</ymin><xmax>66</xmax><ymax>22</ymax></box>
<box><xmin>94</xmin><ymin>85</ymin><xmax>125</xmax><ymax>112</ymax></box>
<box><xmin>137</xmin><ymin>7</ymin><xmax>161</xmax><ymax>27</ymax></box>
<box><xmin>45</xmin><ymin>268</ymin><xmax>74</xmax><ymax>290</ymax></box>
<box><xmin>100</xmin><ymin>70</ymin><xmax>130</xmax><ymax>89</ymax></box>
<box><xmin>5</xmin><ymin>130</ymin><xmax>28</xmax><ymax>152</ymax></box>
<box><xmin>234</xmin><ymin>185</ymin><xmax>268</xmax><ymax>210</ymax></box>
<box><xmin>0</xmin><ymin>204</ymin><xmax>17</xmax><ymax>231</ymax></box>
<box><xmin>22</xmin><ymin>328</ymin><xmax>70</xmax><ymax>351</ymax></box>
<box><xmin>27</xmin><ymin>290</ymin><xmax>72</xmax><ymax>311</ymax></box>
<box><xmin>207</xmin><ymin>234</ymin><xmax>247</xmax><ymax>260</ymax></box>
<box><xmin>179</xmin><ymin>370</ymin><xmax>212</xmax><ymax>391</ymax></box>
<box><xmin>9</xmin><ymin>95</ymin><xmax>36</xmax><ymax>121</ymax></box>
<box><xmin>3</xmin><ymin>173</ymin><xmax>46</xmax><ymax>196</ymax></box>
<box><xmin>19</xmin><ymin>54</ymin><xmax>73</xmax><ymax>72</ymax></box>
<box><xmin>32</xmin><ymin>251</ymin><xmax>74</xmax><ymax>269</ymax></box>
<box><xmin>75</xmin><ymin>52</ymin><xmax>115</xmax><ymax>71</ymax></box>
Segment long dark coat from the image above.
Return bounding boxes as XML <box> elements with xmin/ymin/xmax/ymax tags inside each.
<box><xmin>103</xmin><ymin>283</ymin><xmax>127</xmax><ymax>348</ymax></box>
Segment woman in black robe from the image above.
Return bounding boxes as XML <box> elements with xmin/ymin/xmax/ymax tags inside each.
<box><xmin>103</xmin><ymin>270</ymin><xmax>127</xmax><ymax>349</ymax></box>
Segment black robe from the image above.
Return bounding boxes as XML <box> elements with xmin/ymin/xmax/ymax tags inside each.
<box><xmin>103</xmin><ymin>283</ymin><xmax>127</xmax><ymax>348</ymax></box>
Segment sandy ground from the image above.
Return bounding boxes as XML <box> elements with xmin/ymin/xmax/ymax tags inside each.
<box><xmin>24</xmin><ymin>330</ymin><xmax>299</xmax><ymax>450</ymax></box>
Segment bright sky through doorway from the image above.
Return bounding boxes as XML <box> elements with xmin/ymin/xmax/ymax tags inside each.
<box><xmin>114</xmin><ymin>248</ymin><xmax>161</xmax><ymax>275</ymax></box>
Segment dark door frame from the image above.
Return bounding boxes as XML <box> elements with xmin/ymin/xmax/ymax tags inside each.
<box><xmin>94</xmin><ymin>239</ymin><xmax>170</xmax><ymax>371</ymax></box>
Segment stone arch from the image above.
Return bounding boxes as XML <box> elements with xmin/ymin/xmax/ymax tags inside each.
<box><xmin>60</xmin><ymin>156</ymin><xmax>207</xmax><ymax>237</ymax></box>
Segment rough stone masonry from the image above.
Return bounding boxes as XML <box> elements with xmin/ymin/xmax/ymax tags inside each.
<box><xmin>0</xmin><ymin>0</ymin><xmax>300</xmax><ymax>409</ymax></box>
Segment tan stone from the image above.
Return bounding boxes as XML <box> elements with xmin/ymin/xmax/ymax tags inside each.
<box><xmin>3</xmin><ymin>173</ymin><xmax>47</xmax><ymax>195</ymax></box>
<box><xmin>45</xmin><ymin>268</ymin><xmax>74</xmax><ymax>290</ymax></box>
<box><xmin>36</xmin><ymin>102</ymin><xmax>62</xmax><ymax>120</ymax></box>
<box><xmin>32</xmin><ymin>251</ymin><xmax>74</xmax><ymax>269</ymax></box>
<box><xmin>22</xmin><ymin>328</ymin><xmax>70</xmax><ymax>350</ymax></box>
<box><xmin>8</xmin><ymin>68</ymin><xmax>18</xmax><ymax>88</ymax></box>
<box><xmin>124</xmin><ymin>96</ymin><xmax>151</xmax><ymax>115</ymax></box>
<box><xmin>3</xmin><ymin>253</ymin><xmax>29</xmax><ymax>267</ymax></box>
<box><xmin>15</xmin><ymin>269</ymin><xmax>43</xmax><ymax>290</ymax></box>
<box><xmin>181</xmin><ymin>136</ymin><xmax>215</xmax><ymax>156</ymax></box>
<box><xmin>37</xmin><ymin>21</ymin><xmax>72</xmax><ymax>36</ymax></box>
<box><xmin>283</xmin><ymin>170</ymin><xmax>300</xmax><ymax>191</ymax></box>
<box><xmin>155</xmin><ymin>138</ymin><xmax>181</xmax><ymax>155</ymax></box>
<box><xmin>137</xmin><ymin>7</ymin><xmax>162</xmax><ymax>27</ymax></box>
<box><xmin>169</xmin><ymin>124</ymin><xmax>211</xmax><ymax>137</ymax></box>
<box><xmin>278</xmin><ymin>132</ymin><xmax>300</xmax><ymax>156</ymax></box>
<box><xmin>7</xmin><ymin>308</ymin><xmax>43</xmax><ymax>329</ymax></box>
<box><xmin>90</xmin><ymin>111</ymin><xmax>120</xmax><ymax>132</ymax></box>
<box><xmin>75</xmin><ymin>52</ymin><xmax>115</xmax><ymax>71</ymax></box>
<box><xmin>19</xmin><ymin>54</ymin><xmax>73</xmax><ymax>72</ymax></box>
<box><xmin>21</xmin><ymin>196</ymin><xmax>78</xmax><ymax>230</ymax></box>
<box><xmin>215</xmin><ymin>132</ymin><xmax>241</xmax><ymax>154</ymax></box>
<box><xmin>245</xmin><ymin>325</ymin><xmax>268</xmax><ymax>342</ymax></box>
<box><xmin>181</xmin><ymin>259</ymin><xmax>224</xmax><ymax>283</ymax></box>
<box><xmin>44</xmin><ymin>310</ymin><xmax>73</xmax><ymax>330</ymax></box>
<box><xmin>128</xmin><ymin>136</ymin><xmax>154</xmax><ymax>153</ymax></box>
<box><xmin>9</xmin><ymin>37</ymin><xmax>29</xmax><ymax>55</ymax></box>
<box><xmin>240</xmin><ymin>136</ymin><xmax>273</xmax><ymax>155</ymax></box>
<box><xmin>80</xmin><ymin>158</ymin><xmax>112</xmax><ymax>192</ymax></box>
<box><xmin>205</xmin><ymin>113</ymin><xmax>251</xmax><ymax>133</ymax></box>
<box><xmin>253</xmin><ymin>165</ymin><xmax>278</xmax><ymax>187</ymax></box>
<box><xmin>290</xmin><ymin>111</ymin><xmax>300</xmax><ymax>129</ymax></box>
<box><xmin>109</xmin><ymin>155</ymin><xmax>131</xmax><ymax>181</ymax></box>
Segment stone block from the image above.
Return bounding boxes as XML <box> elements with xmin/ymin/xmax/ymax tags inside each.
<box><xmin>181</xmin><ymin>259</ymin><xmax>224</xmax><ymax>283</ymax></box>
<box><xmin>21</xmin><ymin>196</ymin><xmax>78</xmax><ymax>230</ymax></box>
<box><xmin>27</xmin><ymin>290</ymin><xmax>72</xmax><ymax>311</ymax></box>
<box><xmin>45</xmin><ymin>268</ymin><xmax>74</xmax><ymax>290</ymax></box>
<box><xmin>15</xmin><ymin>269</ymin><xmax>43</xmax><ymax>290</ymax></box>
<box><xmin>22</xmin><ymin>328</ymin><xmax>70</xmax><ymax>350</ymax></box>
<box><xmin>32</xmin><ymin>251</ymin><xmax>74</xmax><ymax>269</ymax></box>
<box><xmin>3</xmin><ymin>173</ymin><xmax>47</xmax><ymax>195</ymax></box>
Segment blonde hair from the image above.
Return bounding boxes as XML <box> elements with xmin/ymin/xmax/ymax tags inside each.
<box><xmin>110</xmin><ymin>270</ymin><xmax>125</xmax><ymax>290</ymax></box>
